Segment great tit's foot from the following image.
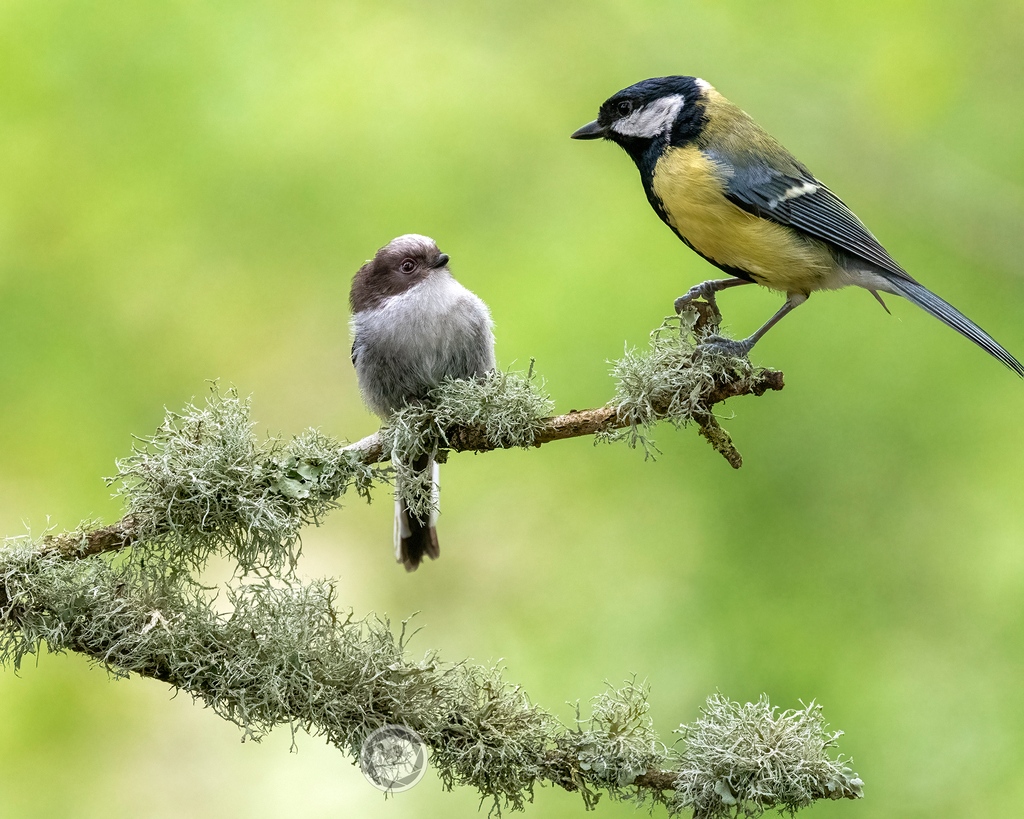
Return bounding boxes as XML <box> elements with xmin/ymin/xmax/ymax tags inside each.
<box><xmin>675</xmin><ymin>284</ymin><xmax>724</xmax><ymax>336</ymax></box>
<box><xmin>675</xmin><ymin>281</ymin><xmax>721</xmax><ymax>315</ymax></box>
<box><xmin>697</xmin><ymin>335</ymin><xmax>754</xmax><ymax>359</ymax></box>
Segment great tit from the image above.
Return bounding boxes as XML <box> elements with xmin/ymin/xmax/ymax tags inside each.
<box><xmin>350</xmin><ymin>235</ymin><xmax>496</xmax><ymax>571</ymax></box>
<box><xmin>572</xmin><ymin>75</ymin><xmax>1023</xmax><ymax>375</ymax></box>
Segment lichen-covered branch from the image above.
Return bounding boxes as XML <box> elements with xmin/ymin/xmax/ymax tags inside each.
<box><xmin>0</xmin><ymin>545</ymin><xmax>862</xmax><ymax>816</ymax></box>
<box><xmin>36</xmin><ymin>315</ymin><xmax>782</xmax><ymax>565</ymax></box>
<box><xmin>344</xmin><ymin>365</ymin><xmax>782</xmax><ymax>470</ymax></box>
<box><xmin>0</xmin><ymin>311</ymin><xmax>848</xmax><ymax>817</ymax></box>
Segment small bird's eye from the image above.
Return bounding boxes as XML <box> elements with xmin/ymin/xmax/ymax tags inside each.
<box><xmin>616</xmin><ymin>100</ymin><xmax>633</xmax><ymax>117</ymax></box>
<box><xmin>399</xmin><ymin>259</ymin><xmax>416</xmax><ymax>274</ymax></box>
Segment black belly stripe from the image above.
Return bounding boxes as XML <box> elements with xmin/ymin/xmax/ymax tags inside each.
<box><xmin>662</xmin><ymin>205</ymin><xmax>758</xmax><ymax>283</ymax></box>
<box><xmin>639</xmin><ymin>144</ymin><xmax>760</xmax><ymax>285</ymax></box>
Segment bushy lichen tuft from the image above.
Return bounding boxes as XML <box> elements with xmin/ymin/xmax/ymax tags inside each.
<box><xmin>426</xmin><ymin>665</ymin><xmax>555</xmax><ymax>811</ymax></box>
<box><xmin>385</xmin><ymin>367</ymin><xmax>554</xmax><ymax>520</ymax></box>
<box><xmin>111</xmin><ymin>387</ymin><xmax>377</xmax><ymax>572</ymax></box>
<box><xmin>603</xmin><ymin>315</ymin><xmax>753</xmax><ymax>456</ymax></box>
<box><xmin>558</xmin><ymin>678</ymin><xmax>668</xmax><ymax>808</ymax></box>
<box><xmin>672</xmin><ymin>694</ymin><xmax>864</xmax><ymax>818</ymax></box>
<box><xmin>429</xmin><ymin>364</ymin><xmax>554</xmax><ymax>448</ymax></box>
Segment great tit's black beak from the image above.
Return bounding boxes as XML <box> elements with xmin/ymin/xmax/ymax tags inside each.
<box><xmin>571</xmin><ymin>120</ymin><xmax>606</xmax><ymax>140</ymax></box>
<box><xmin>434</xmin><ymin>253</ymin><xmax>450</xmax><ymax>268</ymax></box>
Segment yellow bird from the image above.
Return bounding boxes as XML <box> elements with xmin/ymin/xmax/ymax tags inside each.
<box><xmin>572</xmin><ymin>76</ymin><xmax>1023</xmax><ymax>375</ymax></box>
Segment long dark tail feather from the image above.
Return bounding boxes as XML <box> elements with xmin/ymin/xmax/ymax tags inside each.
<box><xmin>396</xmin><ymin>498</ymin><xmax>440</xmax><ymax>572</ymax></box>
<box><xmin>885</xmin><ymin>276</ymin><xmax>1024</xmax><ymax>377</ymax></box>
<box><xmin>394</xmin><ymin>455</ymin><xmax>440</xmax><ymax>572</ymax></box>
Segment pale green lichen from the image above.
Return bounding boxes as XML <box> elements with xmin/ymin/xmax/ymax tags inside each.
<box><xmin>384</xmin><ymin>366</ymin><xmax>554</xmax><ymax>521</ymax></box>
<box><xmin>673</xmin><ymin>694</ymin><xmax>864</xmax><ymax>818</ymax></box>
<box><xmin>603</xmin><ymin>314</ymin><xmax>754</xmax><ymax>456</ymax></box>
<box><xmin>110</xmin><ymin>388</ymin><xmax>377</xmax><ymax>573</ymax></box>
<box><xmin>0</xmin><ymin>367</ymin><xmax>857</xmax><ymax>817</ymax></box>
<box><xmin>558</xmin><ymin>679</ymin><xmax>668</xmax><ymax>808</ymax></box>
<box><xmin>0</xmin><ymin>542</ymin><xmax>861</xmax><ymax>816</ymax></box>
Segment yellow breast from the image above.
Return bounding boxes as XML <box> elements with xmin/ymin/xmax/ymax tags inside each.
<box><xmin>651</xmin><ymin>146</ymin><xmax>837</xmax><ymax>295</ymax></box>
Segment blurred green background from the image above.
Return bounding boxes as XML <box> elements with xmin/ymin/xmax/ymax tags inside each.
<box><xmin>2</xmin><ymin>0</ymin><xmax>1024</xmax><ymax>816</ymax></box>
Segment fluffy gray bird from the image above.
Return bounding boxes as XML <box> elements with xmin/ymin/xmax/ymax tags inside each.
<box><xmin>350</xmin><ymin>234</ymin><xmax>495</xmax><ymax>571</ymax></box>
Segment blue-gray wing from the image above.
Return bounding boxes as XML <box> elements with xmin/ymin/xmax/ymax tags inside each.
<box><xmin>708</xmin><ymin>148</ymin><xmax>914</xmax><ymax>282</ymax></box>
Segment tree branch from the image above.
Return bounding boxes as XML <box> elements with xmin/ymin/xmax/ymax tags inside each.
<box><xmin>443</xmin><ymin>367</ymin><xmax>783</xmax><ymax>456</ymax></box>
<box><xmin>35</xmin><ymin>365</ymin><xmax>782</xmax><ymax>563</ymax></box>
<box><xmin>0</xmin><ymin>548</ymin><xmax>862</xmax><ymax>816</ymax></box>
<box><xmin>0</xmin><ymin>310</ymin><xmax>841</xmax><ymax>817</ymax></box>
<box><xmin>39</xmin><ymin>514</ymin><xmax>145</xmax><ymax>560</ymax></box>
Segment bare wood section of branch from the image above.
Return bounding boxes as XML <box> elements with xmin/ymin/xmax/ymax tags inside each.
<box><xmin>39</xmin><ymin>515</ymin><xmax>144</xmax><ymax>560</ymax></box>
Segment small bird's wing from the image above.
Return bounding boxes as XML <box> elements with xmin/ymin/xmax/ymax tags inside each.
<box><xmin>709</xmin><ymin>148</ymin><xmax>915</xmax><ymax>282</ymax></box>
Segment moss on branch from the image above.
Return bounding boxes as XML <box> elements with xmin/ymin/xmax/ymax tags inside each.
<box><xmin>0</xmin><ymin>545</ymin><xmax>861</xmax><ymax>815</ymax></box>
<box><xmin>36</xmin><ymin>320</ymin><xmax>782</xmax><ymax>566</ymax></box>
<box><xmin>0</xmin><ymin>313</ymin><xmax>836</xmax><ymax>817</ymax></box>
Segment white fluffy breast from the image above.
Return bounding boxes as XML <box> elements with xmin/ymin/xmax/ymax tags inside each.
<box><xmin>611</xmin><ymin>94</ymin><xmax>685</xmax><ymax>139</ymax></box>
<box><xmin>350</xmin><ymin>271</ymin><xmax>496</xmax><ymax>416</ymax></box>
<box><xmin>367</xmin><ymin>272</ymin><xmax>480</xmax><ymax>326</ymax></box>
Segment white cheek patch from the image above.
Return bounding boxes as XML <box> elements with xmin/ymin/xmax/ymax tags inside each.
<box><xmin>611</xmin><ymin>94</ymin><xmax>685</xmax><ymax>139</ymax></box>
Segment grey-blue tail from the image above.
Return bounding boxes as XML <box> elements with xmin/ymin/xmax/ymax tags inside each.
<box><xmin>885</xmin><ymin>277</ymin><xmax>1024</xmax><ymax>377</ymax></box>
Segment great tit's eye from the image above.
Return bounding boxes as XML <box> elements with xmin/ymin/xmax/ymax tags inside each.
<box><xmin>399</xmin><ymin>258</ymin><xmax>417</xmax><ymax>274</ymax></box>
<box><xmin>616</xmin><ymin>100</ymin><xmax>633</xmax><ymax>117</ymax></box>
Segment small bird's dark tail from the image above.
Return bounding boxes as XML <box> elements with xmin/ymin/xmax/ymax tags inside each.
<box><xmin>885</xmin><ymin>276</ymin><xmax>1024</xmax><ymax>377</ymax></box>
<box><xmin>394</xmin><ymin>456</ymin><xmax>441</xmax><ymax>572</ymax></box>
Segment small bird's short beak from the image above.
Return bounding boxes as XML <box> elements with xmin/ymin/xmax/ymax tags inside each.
<box><xmin>434</xmin><ymin>253</ymin><xmax>450</xmax><ymax>268</ymax></box>
<box><xmin>571</xmin><ymin>120</ymin><xmax>606</xmax><ymax>140</ymax></box>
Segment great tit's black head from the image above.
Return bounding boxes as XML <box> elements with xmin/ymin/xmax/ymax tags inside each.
<box><xmin>571</xmin><ymin>76</ymin><xmax>710</xmax><ymax>152</ymax></box>
<box><xmin>350</xmin><ymin>234</ymin><xmax>451</xmax><ymax>312</ymax></box>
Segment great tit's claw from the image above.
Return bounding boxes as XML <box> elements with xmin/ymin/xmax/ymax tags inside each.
<box><xmin>675</xmin><ymin>282</ymin><xmax>720</xmax><ymax>312</ymax></box>
<box><xmin>698</xmin><ymin>335</ymin><xmax>753</xmax><ymax>359</ymax></box>
<box><xmin>676</xmin><ymin>286</ymin><xmax>724</xmax><ymax>332</ymax></box>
